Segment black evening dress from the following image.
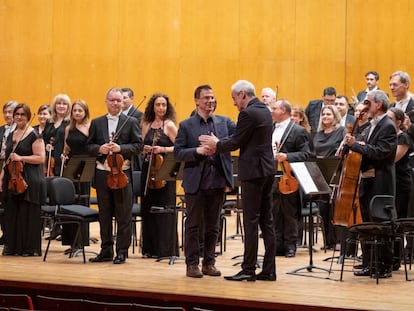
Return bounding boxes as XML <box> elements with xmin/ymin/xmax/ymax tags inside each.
<box><xmin>141</xmin><ymin>126</ymin><xmax>178</xmax><ymax>258</ymax></box>
<box><xmin>43</xmin><ymin>120</ymin><xmax>69</xmax><ymax>176</ymax></box>
<box><xmin>61</xmin><ymin>127</ymin><xmax>91</xmax><ymax>246</ymax></box>
<box><xmin>2</xmin><ymin>131</ymin><xmax>46</xmax><ymax>256</ymax></box>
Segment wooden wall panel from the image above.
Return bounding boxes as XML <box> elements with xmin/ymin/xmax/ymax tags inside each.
<box><xmin>0</xmin><ymin>0</ymin><xmax>53</xmax><ymax>105</ymax></box>
<box><xmin>50</xmin><ymin>0</ymin><xmax>122</xmax><ymax>116</ymax></box>
<box><xmin>294</xmin><ymin>0</ymin><xmax>346</xmax><ymax>105</ymax></box>
<box><xmin>345</xmin><ymin>0</ymin><xmax>414</xmax><ymax>100</ymax></box>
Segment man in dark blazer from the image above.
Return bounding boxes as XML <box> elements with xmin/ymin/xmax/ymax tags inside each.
<box><xmin>175</xmin><ymin>85</ymin><xmax>235</xmax><ymax>278</ymax></box>
<box><xmin>389</xmin><ymin>71</ymin><xmax>414</xmax><ymax>114</ymax></box>
<box><xmin>345</xmin><ymin>90</ymin><xmax>397</xmax><ymax>278</ymax></box>
<box><xmin>121</xmin><ymin>87</ymin><xmax>143</xmax><ymax>127</ymax></box>
<box><xmin>200</xmin><ymin>80</ymin><xmax>277</xmax><ymax>281</ymax></box>
<box><xmin>122</xmin><ymin>87</ymin><xmax>144</xmax><ymax>171</ymax></box>
<box><xmin>270</xmin><ymin>99</ymin><xmax>310</xmax><ymax>258</ymax></box>
<box><xmin>335</xmin><ymin>95</ymin><xmax>355</xmax><ymax>128</ymax></box>
<box><xmin>355</xmin><ymin>71</ymin><xmax>380</xmax><ymax>102</ymax></box>
<box><xmin>305</xmin><ymin>86</ymin><xmax>336</xmax><ymax>135</ymax></box>
<box><xmin>87</xmin><ymin>87</ymin><xmax>142</xmax><ymax>264</ymax></box>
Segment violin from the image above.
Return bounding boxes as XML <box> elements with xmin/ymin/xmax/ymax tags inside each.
<box><xmin>278</xmin><ymin>161</ymin><xmax>299</xmax><ymax>194</ymax></box>
<box><xmin>44</xmin><ymin>137</ymin><xmax>55</xmax><ymax>177</ymax></box>
<box><xmin>148</xmin><ymin>153</ymin><xmax>166</xmax><ymax>190</ymax></box>
<box><xmin>5</xmin><ymin>114</ymin><xmax>36</xmax><ymax>194</ymax></box>
<box><xmin>8</xmin><ymin>160</ymin><xmax>28</xmax><ymax>194</ymax></box>
<box><xmin>107</xmin><ymin>133</ymin><xmax>129</xmax><ymax>190</ymax></box>
<box><xmin>144</xmin><ymin>130</ymin><xmax>166</xmax><ymax>195</ymax></box>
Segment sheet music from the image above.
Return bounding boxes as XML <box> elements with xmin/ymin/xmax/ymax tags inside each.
<box><xmin>290</xmin><ymin>162</ymin><xmax>318</xmax><ymax>194</ymax></box>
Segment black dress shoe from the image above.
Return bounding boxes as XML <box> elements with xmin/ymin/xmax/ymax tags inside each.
<box><xmin>224</xmin><ymin>270</ymin><xmax>256</xmax><ymax>282</ymax></box>
<box><xmin>353</xmin><ymin>264</ymin><xmax>367</xmax><ymax>270</ymax></box>
<box><xmin>89</xmin><ymin>253</ymin><xmax>113</xmax><ymax>263</ymax></box>
<box><xmin>256</xmin><ymin>272</ymin><xmax>276</xmax><ymax>281</ymax></box>
<box><xmin>354</xmin><ymin>268</ymin><xmax>371</xmax><ymax>277</ymax></box>
<box><xmin>113</xmin><ymin>254</ymin><xmax>126</xmax><ymax>264</ymax></box>
<box><xmin>285</xmin><ymin>249</ymin><xmax>296</xmax><ymax>258</ymax></box>
<box><xmin>377</xmin><ymin>270</ymin><xmax>392</xmax><ymax>279</ymax></box>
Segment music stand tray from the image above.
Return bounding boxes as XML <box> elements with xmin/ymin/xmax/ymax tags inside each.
<box><xmin>62</xmin><ymin>155</ymin><xmax>96</xmax><ymax>183</ymax></box>
<box><xmin>153</xmin><ymin>153</ymin><xmax>183</xmax><ymax>181</ymax></box>
<box><xmin>287</xmin><ymin>162</ymin><xmax>332</xmax><ymax>279</ymax></box>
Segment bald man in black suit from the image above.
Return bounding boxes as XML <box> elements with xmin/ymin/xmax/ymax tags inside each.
<box><xmin>87</xmin><ymin>87</ymin><xmax>142</xmax><ymax>264</ymax></box>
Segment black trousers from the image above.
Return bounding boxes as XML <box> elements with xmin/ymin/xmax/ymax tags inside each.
<box><xmin>184</xmin><ymin>189</ymin><xmax>224</xmax><ymax>266</ymax></box>
<box><xmin>272</xmin><ymin>181</ymin><xmax>300</xmax><ymax>252</ymax></box>
<box><xmin>94</xmin><ymin>169</ymin><xmax>132</xmax><ymax>257</ymax></box>
<box><xmin>241</xmin><ymin>176</ymin><xmax>276</xmax><ymax>275</ymax></box>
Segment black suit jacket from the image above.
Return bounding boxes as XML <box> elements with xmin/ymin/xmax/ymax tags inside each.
<box><xmin>305</xmin><ymin>100</ymin><xmax>323</xmax><ymax>134</ymax></box>
<box><xmin>174</xmin><ymin>114</ymin><xmax>236</xmax><ymax>194</ymax></box>
<box><xmin>277</xmin><ymin>121</ymin><xmax>311</xmax><ymax>163</ymax></box>
<box><xmin>126</xmin><ymin>107</ymin><xmax>143</xmax><ymax>128</ymax></box>
<box><xmin>125</xmin><ymin>107</ymin><xmax>143</xmax><ymax>170</ymax></box>
<box><xmin>217</xmin><ymin>98</ymin><xmax>275</xmax><ymax>181</ymax></box>
<box><xmin>351</xmin><ymin>115</ymin><xmax>397</xmax><ymax>197</ymax></box>
<box><xmin>357</xmin><ymin>90</ymin><xmax>368</xmax><ymax>102</ymax></box>
<box><xmin>86</xmin><ymin>113</ymin><xmax>142</xmax><ymax>163</ymax></box>
<box><xmin>391</xmin><ymin>97</ymin><xmax>414</xmax><ymax>115</ymax></box>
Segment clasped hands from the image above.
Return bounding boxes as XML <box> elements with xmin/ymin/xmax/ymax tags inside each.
<box><xmin>198</xmin><ymin>134</ymin><xmax>219</xmax><ymax>156</ymax></box>
<box><xmin>99</xmin><ymin>142</ymin><xmax>121</xmax><ymax>154</ymax></box>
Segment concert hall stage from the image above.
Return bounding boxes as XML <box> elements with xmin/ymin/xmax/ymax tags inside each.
<box><xmin>0</xmin><ymin>219</ymin><xmax>412</xmax><ymax>311</ymax></box>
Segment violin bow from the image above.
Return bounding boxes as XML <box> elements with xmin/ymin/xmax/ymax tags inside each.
<box><xmin>111</xmin><ymin>95</ymin><xmax>146</xmax><ymax>143</ymax></box>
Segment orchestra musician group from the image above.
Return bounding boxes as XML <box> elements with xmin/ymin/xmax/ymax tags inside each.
<box><xmin>1</xmin><ymin>70</ymin><xmax>414</xmax><ymax>282</ymax></box>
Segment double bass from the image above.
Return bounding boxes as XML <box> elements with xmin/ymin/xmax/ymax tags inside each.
<box><xmin>333</xmin><ymin>103</ymin><xmax>369</xmax><ymax>226</ymax></box>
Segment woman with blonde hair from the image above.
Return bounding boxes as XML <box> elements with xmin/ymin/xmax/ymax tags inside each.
<box><xmin>313</xmin><ymin>105</ymin><xmax>345</xmax><ymax>158</ymax></box>
<box><xmin>43</xmin><ymin>94</ymin><xmax>71</xmax><ymax>177</ymax></box>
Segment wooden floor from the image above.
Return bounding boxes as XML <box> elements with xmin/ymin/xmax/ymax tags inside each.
<box><xmin>1</xmin><ymin>212</ymin><xmax>413</xmax><ymax>311</ymax></box>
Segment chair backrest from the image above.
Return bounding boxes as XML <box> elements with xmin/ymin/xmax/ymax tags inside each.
<box><xmin>83</xmin><ymin>299</ymin><xmax>133</xmax><ymax>310</ymax></box>
<box><xmin>0</xmin><ymin>293</ymin><xmax>34</xmax><ymax>310</ymax></box>
<box><xmin>132</xmin><ymin>303</ymin><xmax>185</xmax><ymax>311</ymax></box>
<box><xmin>36</xmin><ymin>295</ymin><xmax>83</xmax><ymax>311</ymax></box>
<box><xmin>369</xmin><ymin>195</ymin><xmax>397</xmax><ymax>222</ymax></box>
<box><xmin>48</xmin><ymin>177</ymin><xmax>76</xmax><ymax>206</ymax></box>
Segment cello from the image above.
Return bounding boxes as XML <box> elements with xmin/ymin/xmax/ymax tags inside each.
<box><xmin>333</xmin><ymin>104</ymin><xmax>369</xmax><ymax>226</ymax></box>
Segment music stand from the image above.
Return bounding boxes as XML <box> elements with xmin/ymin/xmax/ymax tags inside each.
<box><xmin>287</xmin><ymin>162</ymin><xmax>332</xmax><ymax>279</ymax></box>
<box><xmin>61</xmin><ymin>155</ymin><xmax>98</xmax><ymax>253</ymax></box>
<box><xmin>149</xmin><ymin>153</ymin><xmax>183</xmax><ymax>265</ymax></box>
